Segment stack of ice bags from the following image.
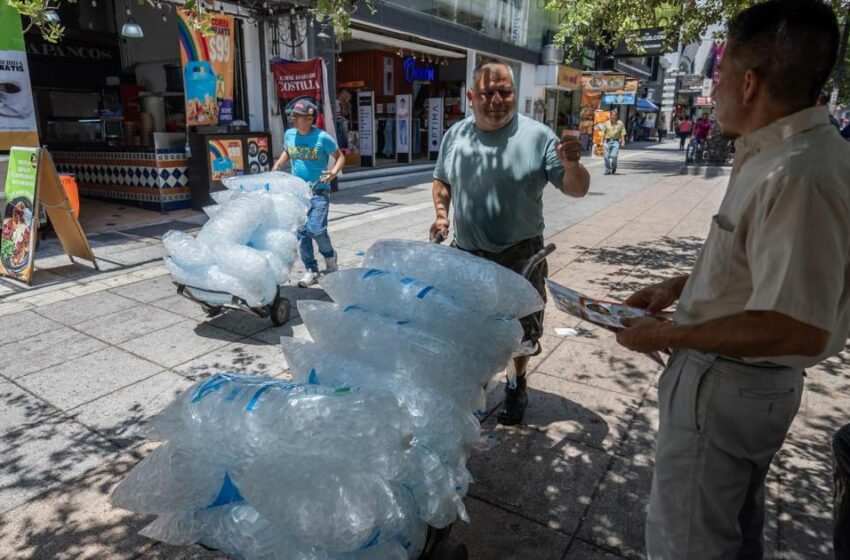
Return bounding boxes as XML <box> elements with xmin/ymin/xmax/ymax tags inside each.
<box><xmin>162</xmin><ymin>172</ymin><xmax>311</xmax><ymax>307</ymax></box>
<box><xmin>111</xmin><ymin>239</ymin><xmax>544</xmax><ymax>559</ymax></box>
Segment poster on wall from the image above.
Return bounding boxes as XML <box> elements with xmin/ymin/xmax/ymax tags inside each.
<box><xmin>396</xmin><ymin>94</ymin><xmax>412</xmax><ymax>163</ymax></box>
<box><xmin>357</xmin><ymin>91</ymin><xmax>376</xmax><ymax>167</ymax></box>
<box><xmin>428</xmin><ymin>98</ymin><xmax>444</xmax><ymax>160</ymax></box>
<box><xmin>383</xmin><ymin>57</ymin><xmax>394</xmax><ymax>96</ymax></box>
<box><xmin>178</xmin><ymin>10</ymin><xmax>235</xmax><ymax>126</ymax></box>
<box><xmin>247</xmin><ymin>136</ymin><xmax>270</xmax><ymax>174</ymax></box>
<box><xmin>272</xmin><ymin>58</ymin><xmax>334</xmax><ymax>133</ymax></box>
<box><xmin>582</xmin><ymin>73</ymin><xmax>627</xmax><ymax>92</ymax></box>
<box><xmin>0</xmin><ymin>3</ymin><xmax>38</xmax><ymax>149</ymax></box>
<box><xmin>208</xmin><ymin>139</ymin><xmax>244</xmax><ymax>181</ymax></box>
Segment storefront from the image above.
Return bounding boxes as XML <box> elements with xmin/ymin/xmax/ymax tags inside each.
<box><xmin>332</xmin><ymin>26</ymin><xmax>467</xmax><ymax>168</ymax></box>
<box><xmin>534</xmin><ymin>65</ymin><xmax>581</xmax><ymax>138</ymax></box>
<box><xmin>25</xmin><ymin>0</ymin><xmax>264</xmax><ymax>215</ymax></box>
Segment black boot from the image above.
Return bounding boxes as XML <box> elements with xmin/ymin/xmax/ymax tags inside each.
<box><xmin>497</xmin><ymin>376</ymin><xmax>528</xmax><ymax>426</ymax></box>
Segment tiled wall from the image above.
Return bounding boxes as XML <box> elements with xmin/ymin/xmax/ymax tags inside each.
<box><xmin>54</xmin><ymin>149</ymin><xmax>191</xmax><ymax>211</ymax></box>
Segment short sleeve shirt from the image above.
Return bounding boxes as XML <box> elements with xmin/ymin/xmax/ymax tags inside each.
<box><xmin>675</xmin><ymin>106</ymin><xmax>850</xmax><ymax>367</ymax></box>
<box><xmin>433</xmin><ymin>114</ymin><xmax>566</xmax><ymax>253</ymax></box>
<box><xmin>601</xmin><ymin>120</ymin><xmax>626</xmax><ymax>141</ymax></box>
<box><xmin>284</xmin><ymin>127</ymin><xmax>338</xmax><ymax>190</ymax></box>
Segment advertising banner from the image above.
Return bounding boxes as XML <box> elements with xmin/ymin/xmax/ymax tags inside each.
<box><xmin>582</xmin><ymin>73</ymin><xmax>626</xmax><ymax>92</ymax></box>
<box><xmin>602</xmin><ymin>93</ymin><xmax>636</xmax><ymax>105</ymax></box>
<box><xmin>178</xmin><ymin>10</ymin><xmax>235</xmax><ymax>126</ymax></box>
<box><xmin>272</xmin><ymin>58</ymin><xmax>329</xmax><ymax>130</ymax></box>
<box><xmin>556</xmin><ymin>66</ymin><xmax>581</xmax><ymax>90</ymax></box>
<box><xmin>0</xmin><ymin>2</ymin><xmax>38</xmax><ymax>149</ymax></box>
<box><xmin>207</xmin><ymin>139</ymin><xmax>244</xmax><ymax>181</ymax></box>
<box><xmin>357</xmin><ymin>91</ymin><xmax>375</xmax><ymax>167</ymax></box>
<box><xmin>396</xmin><ymin>94</ymin><xmax>412</xmax><ymax>162</ymax></box>
<box><xmin>1</xmin><ymin>147</ymin><xmax>39</xmax><ymax>281</ymax></box>
<box><xmin>428</xmin><ymin>98</ymin><xmax>444</xmax><ymax>160</ymax></box>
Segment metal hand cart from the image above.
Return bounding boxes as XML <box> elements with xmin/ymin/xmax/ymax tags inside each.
<box><xmin>175</xmin><ymin>283</ymin><xmax>292</xmax><ymax>326</ymax></box>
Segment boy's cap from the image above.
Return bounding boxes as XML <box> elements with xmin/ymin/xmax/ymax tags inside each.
<box><xmin>292</xmin><ymin>99</ymin><xmax>318</xmax><ymax>116</ymax></box>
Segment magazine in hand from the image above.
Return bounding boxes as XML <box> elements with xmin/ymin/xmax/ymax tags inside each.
<box><xmin>545</xmin><ymin>279</ymin><xmax>673</xmax><ymax>366</ymax></box>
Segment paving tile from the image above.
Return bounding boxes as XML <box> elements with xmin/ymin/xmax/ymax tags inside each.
<box><xmin>467</xmin><ymin>428</ymin><xmax>610</xmax><ymax>534</ymax></box>
<box><xmin>172</xmin><ymin>339</ymin><xmax>288</xmax><ymax>381</ymax></box>
<box><xmin>0</xmin><ymin>382</ymin><xmax>57</xmax><ymax>436</ymax></box>
<box><xmin>0</xmin><ymin>443</ymin><xmax>159</xmax><ymax>559</ymax></box>
<box><xmin>74</xmin><ymin>305</ymin><xmax>186</xmax><ymax>345</ymax></box>
<box><xmin>149</xmin><ymin>294</ymin><xmax>208</xmax><ymax>319</ymax></box>
<box><xmin>109</xmin><ymin>274</ymin><xmax>177</xmax><ymax>303</ymax></box>
<box><xmin>35</xmin><ymin>291</ymin><xmax>137</xmax><ymax>326</ymax></box>
<box><xmin>563</xmin><ymin>539</ymin><xmax>626</xmax><ymax>559</ymax></box>
<box><xmin>107</xmin><ymin>244</ymin><xmax>168</xmax><ymax>266</ymax></box>
<box><xmin>451</xmin><ymin>496</ymin><xmax>571</xmax><ymax>560</ymax></box>
<box><xmin>578</xmin><ymin>454</ymin><xmax>653</xmax><ymax>558</ymax></box>
<box><xmin>0</xmin><ymin>301</ymin><xmax>35</xmax><ymax>318</ymax></box>
<box><xmin>772</xmin><ymin>509</ymin><xmax>834</xmax><ymax>560</ymax></box>
<box><xmin>0</xmin><ymin>310</ymin><xmax>64</xmax><ymax>345</ymax></box>
<box><xmin>205</xmin><ymin>309</ymin><xmax>276</xmax><ymax>337</ymax></box>
<box><xmin>0</xmin><ymin>327</ymin><xmax>107</xmax><ymax>379</ymax></box>
<box><xmin>16</xmin><ymin>347</ymin><xmax>163</xmax><ymax>410</ymax></box>
<box><xmin>0</xmin><ymin>417</ymin><xmax>117</xmax><ymax>514</ymax></box>
<box><xmin>535</xmin><ymin>338</ymin><xmax>662</xmax><ymax>397</ymax></box>
<box><xmin>69</xmin><ymin>371</ymin><xmax>192</xmax><ymax>448</ymax></box>
<box><xmin>250</xmin><ymin>316</ymin><xmax>312</xmax><ymax>346</ymax></box>
<box><xmin>118</xmin><ymin>320</ymin><xmax>241</xmax><ymax>368</ymax></box>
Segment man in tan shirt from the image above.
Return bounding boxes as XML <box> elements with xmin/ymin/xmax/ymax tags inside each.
<box><xmin>615</xmin><ymin>1</ymin><xmax>847</xmax><ymax>558</ymax></box>
<box><xmin>599</xmin><ymin>109</ymin><xmax>626</xmax><ymax>175</ymax></box>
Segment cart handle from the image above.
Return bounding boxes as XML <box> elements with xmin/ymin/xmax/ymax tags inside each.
<box><xmin>521</xmin><ymin>243</ymin><xmax>556</xmax><ymax>280</ymax></box>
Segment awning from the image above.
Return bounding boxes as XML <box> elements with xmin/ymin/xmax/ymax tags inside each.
<box><xmin>636</xmin><ymin>98</ymin><xmax>660</xmax><ymax>112</ymax></box>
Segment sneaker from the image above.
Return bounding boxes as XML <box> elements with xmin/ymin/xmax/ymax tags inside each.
<box><xmin>324</xmin><ymin>254</ymin><xmax>338</xmax><ymax>273</ymax></box>
<box><xmin>497</xmin><ymin>376</ymin><xmax>528</xmax><ymax>426</ymax></box>
<box><xmin>298</xmin><ymin>271</ymin><xmax>319</xmax><ymax>288</ymax></box>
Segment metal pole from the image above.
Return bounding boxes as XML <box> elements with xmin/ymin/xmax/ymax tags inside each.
<box><xmin>259</xmin><ymin>21</ymin><xmax>270</xmax><ymax>132</ymax></box>
<box><xmin>830</xmin><ymin>7</ymin><xmax>850</xmax><ymax>111</ymax></box>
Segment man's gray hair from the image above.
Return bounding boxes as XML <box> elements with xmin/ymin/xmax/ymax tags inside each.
<box><xmin>470</xmin><ymin>60</ymin><xmax>515</xmax><ymax>91</ymax></box>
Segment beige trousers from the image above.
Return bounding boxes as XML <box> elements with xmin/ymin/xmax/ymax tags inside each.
<box><xmin>646</xmin><ymin>349</ymin><xmax>804</xmax><ymax>560</ymax></box>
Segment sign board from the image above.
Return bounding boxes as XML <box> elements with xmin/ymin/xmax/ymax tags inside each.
<box><xmin>1</xmin><ymin>147</ymin><xmax>96</xmax><ymax>284</ymax></box>
<box><xmin>246</xmin><ymin>136</ymin><xmax>270</xmax><ymax>173</ymax></box>
<box><xmin>383</xmin><ymin>57</ymin><xmax>394</xmax><ymax>95</ymax></box>
<box><xmin>695</xmin><ymin>96</ymin><xmax>713</xmax><ymax>106</ymax></box>
<box><xmin>396</xmin><ymin>94</ymin><xmax>412</xmax><ymax>163</ymax></box>
<box><xmin>272</xmin><ymin>58</ymin><xmax>334</xmax><ymax>133</ymax></box>
<box><xmin>402</xmin><ymin>57</ymin><xmax>434</xmax><ymax>83</ymax></box>
<box><xmin>178</xmin><ymin>10</ymin><xmax>235</xmax><ymax>126</ymax></box>
<box><xmin>582</xmin><ymin>73</ymin><xmax>627</xmax><ymax>92</ymax></box>
<box><xmin>556</xmin><ymin>66</ymin><xmax>581</xmax><ymax>90</ymax></box>
<box><xmin>208</xmin><ymin>139</ymin><xmax>244</xmax><ymax>181</ymax></box>
<box><xmin>357</xmin><ymin>91</ymin><xmax>375</xmax><ymax>167</ymax></box>
<box><xmin>602</xmin><ymin>93</ymin><xmax>636</xmax><ymax>105</ymax></box>
<box><xmin>678</xmin><ymin>74</ymin><xmax>704</xmax><ymax>92</ymax></box>
<box><xmin>0</xmin><ymin>3</ymin><xmax>38</xmax><ymax>149</ymax></box>
<box><xmin>428</xmin><ymin>98</ymin><xmax>443</xmax><ymax>160</ymax></box>
<box><xmin>614</xmin><ymin>28</ymin><xmax>669</xmax><ymax>57</ymax></box>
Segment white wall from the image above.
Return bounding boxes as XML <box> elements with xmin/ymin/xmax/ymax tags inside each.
<box><xmin>241</xmin><ymin>21</ymin><xmax>265</xmax><ymax>131</ymax></box>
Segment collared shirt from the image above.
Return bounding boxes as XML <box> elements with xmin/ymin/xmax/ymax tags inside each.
<box><xmin>601</xmin><ymin>120</ymin><xmax>626</xmax><ymax>142</ymax></box>
<box><xmin>676</xmin><ymin>106</ymin><xmax>850</xmax><ymax>368</ymax></box>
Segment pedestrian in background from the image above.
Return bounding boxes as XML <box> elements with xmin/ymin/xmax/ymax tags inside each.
<box><xmin>817</xmin><ymin>92</ymin><xmax>842</xmax><ymax>131</ymax></box>
<box><xmin>616</xmin><ymin>1</ymin><xmax>847</xmax><ymax>557</ymax></box>
<box><xmin>677</xmin><ymin>115</ymin><xmax>693</xmax><ymax>150</ymax></box>
<box><xmin>600</xmin><ymin>109</ymin><xmax>627</xmax><ymax>175</ymax></box>
<box><xmin>657</xmin><ymin>114</ymin><xmax>667</xmax><ymax>142</ymax></box>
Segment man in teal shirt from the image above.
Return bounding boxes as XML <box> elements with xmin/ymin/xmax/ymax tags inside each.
<box><xmin>273</xmin><ymin>99</ymin><xmax>345</xmax><ymax>287</ymax></box>
<box><xmin>430</xmin><ymin>61</ymin><xmax>591</xmax><ymax>425</ymax></box>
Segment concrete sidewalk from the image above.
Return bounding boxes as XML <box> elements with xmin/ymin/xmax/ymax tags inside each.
<box><xmin>0</xmin><ymin>143</ymin><xmax>842</xmax><ymax>559</ymax></box>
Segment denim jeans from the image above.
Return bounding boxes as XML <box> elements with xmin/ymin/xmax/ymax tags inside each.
<box><xmin>603</xmin><ymin>140</ymin><xmax>620</xmax><ymax>173</ymax></box>
<box><xmin>298</xmin><ymin>192</ymin><xmax>335</xmax><ymax>272</ymax></box>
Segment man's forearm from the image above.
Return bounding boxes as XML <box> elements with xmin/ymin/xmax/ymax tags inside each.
<box><xmin>560</xmin><ymin>162</ymin><xmax>590</xmax><ymax>197</ymax></box>
<box><xmin>433</xmin><ymin>180</ymin><xmax>451</xmax><ymax>217</ymax></box>
<box><xmin>662</xmin><ymin>311</ymin><xmax>829</xmax><ymax>358</ymax></box>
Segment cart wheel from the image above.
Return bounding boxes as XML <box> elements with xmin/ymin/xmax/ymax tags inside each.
<box><xmin>201</xmin><ymin>304</ymin><xmax>222</xmax><ymax>317</ymax></box>
<box><xmin>271</xmin><ymin>297</ymin><xmax>291</xmax><ymax>326</ymax></box>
